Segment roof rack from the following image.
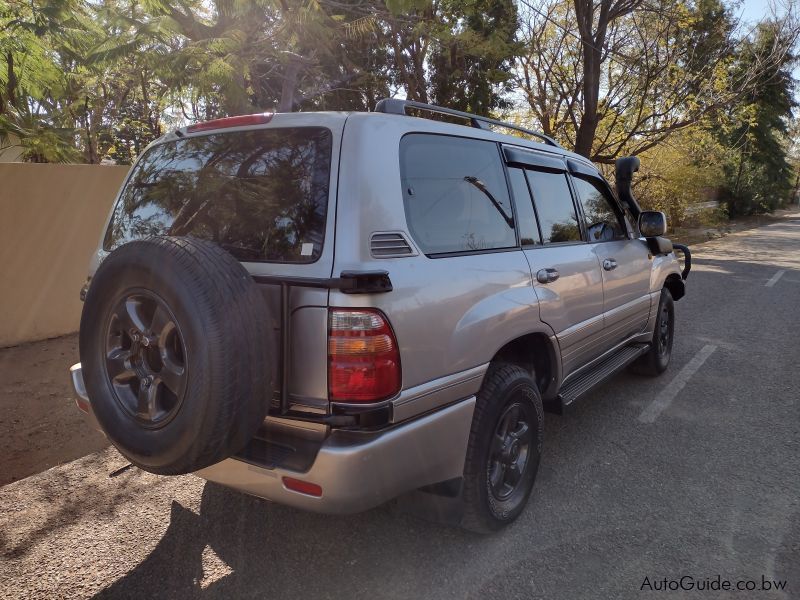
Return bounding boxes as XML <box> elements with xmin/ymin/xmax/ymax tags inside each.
<box><xmin>374</xmin><ymin>98</ymin><xmax>562</xmax><ymax>148</ymax></box>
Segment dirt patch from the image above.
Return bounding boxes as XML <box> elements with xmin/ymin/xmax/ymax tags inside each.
<box><xmin>0</xmin><ymin>334</ymin><xmax>109</xmax><ymax>485</ymax></box>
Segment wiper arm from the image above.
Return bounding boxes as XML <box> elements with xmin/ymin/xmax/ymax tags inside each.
<box><xmin>463</xmin><ymin>176</ymin><xmax>515</xmax><ymax>229</ymax></box>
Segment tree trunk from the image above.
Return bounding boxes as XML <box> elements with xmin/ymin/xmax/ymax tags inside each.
<box><xmin>6</xmin><ymin>51</ymin><xmax>18</xmax><ymax>110</ymax></box>
<box><xmin>409</xmin><ymin>42</ymin><xmax>429</xmax><ymax>103</ymax></box>
<box><xmin>83</xmin><ymin>97</ymin><xmax>97</xmax><ymax>164</ymax></box>
<box><xmin>573</xmin><ymin>42</ymin><xmax>601</xmax><ymax>157</ymax></box>
<box><xmin>279</xmin><ymin>58</ymin><xmax>301</xmax><ymax>112</ymax></box>
<box><xmin>733</xmin><ymin>138</ymin><xmax>748</xmax><ymax>198</ymax></box>
<box><xmin>573</xmin><ymin>0</ymin><xmax>607</xmax><ymax>159</ymax></box>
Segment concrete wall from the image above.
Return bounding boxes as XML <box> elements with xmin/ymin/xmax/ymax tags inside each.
<box><xmin>0</xmin><ymin>163</ymin><xmax>130</xmax><ymax>347</ymax></box>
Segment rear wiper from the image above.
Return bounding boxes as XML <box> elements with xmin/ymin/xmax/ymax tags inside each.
<box><xmin>463</xmin><ymin>176</ymin><xmax>515</xmax><ymax>229</ymax></box>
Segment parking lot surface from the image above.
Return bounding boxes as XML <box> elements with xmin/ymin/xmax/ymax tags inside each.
<box><xmin>1</xmin><ymin>215</ymin><xmax>799</xmax><ymax>599</ymax></box>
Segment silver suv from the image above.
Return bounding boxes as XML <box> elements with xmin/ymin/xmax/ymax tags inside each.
<box><xmin>71</xmin><ymin>100</ymin><xmax>689</xmax><ymax>532</ymax></box>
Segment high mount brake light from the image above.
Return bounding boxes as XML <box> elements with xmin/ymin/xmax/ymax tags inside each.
<box><xmin>328</xmin><ymin>309</ymin><xmax>401</xmax><ymax>403</ymax></box>
<box><xmin>185</xmin><ymin>113</ymin><xmax>274</xmax><ymax>133</ymax></box>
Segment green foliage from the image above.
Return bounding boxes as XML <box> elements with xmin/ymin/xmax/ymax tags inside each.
<box><xmin>428</xmin><ymin>0</ymin><xmax>520</xmax><ymax>115</ymax></box>
<box><xmin>385</xmin><ymin>0</ymin><xmax>430</xmax><ymax>14</ymax></box>
<box><xmin>0</xmin><ymin>0</ymin><xmax>90</xmax><ymax>161</ymax></box>
<box><xmin>714</xmin><ymin>21</ymin><xmax>797</xmax><ymax>216</ymax></box>
<box><xmin>635</xmin><ymin>126</ymin><xmax>727</xmax><ymax>226</ymax></box>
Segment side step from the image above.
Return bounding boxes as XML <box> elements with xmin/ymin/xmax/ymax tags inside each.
<box><xmin>554</xmin><ymin>343</ymin><xmax>650</xmax><ymax>413</ymax></box>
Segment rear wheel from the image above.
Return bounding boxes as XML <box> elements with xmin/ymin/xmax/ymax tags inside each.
<box><xmin>460</xmin><ymin>364</ymin><xmax>543</xmax><ymax>533</ymax></box>
<box><xmin>631</xmin><ymin>288</ymin><xmax>674</xmax><ymax>376</ymax></box>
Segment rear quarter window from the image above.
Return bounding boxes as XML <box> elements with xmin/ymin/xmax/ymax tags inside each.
<box><xmin>399</xmin><ymin>134</ymin><xmax>517</xmax><ymax>255</ymax></box>
<box><xmin>104</xmin><ymin>127</ymin><xmax>333</xmax><ymax>263</ymax></box>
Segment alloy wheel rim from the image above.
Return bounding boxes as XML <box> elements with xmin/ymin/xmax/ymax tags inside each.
<box><xmin>658</xmin><ymin>305</ymin><xmax>671</xmax><ymax>356</ymax></box>
<box><xmin>104</xmin><ymin>290</ymin><xmax>187</xmax><ymax>428</ymax></box>
<box><xmin>488</xmin><ymin>401</ymin><xmax>532</xmax><ymax>501</ymax></box>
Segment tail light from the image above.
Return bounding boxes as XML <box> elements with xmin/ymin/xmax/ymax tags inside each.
<box><xmin>328</xmin><ymin>309</ymin><xmax>401</xmax><ymax>402</ymax></box>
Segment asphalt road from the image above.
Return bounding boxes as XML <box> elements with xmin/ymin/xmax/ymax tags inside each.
<box><xmin>2</xmin><ymin>215</ymin><xmax>799</xmax><ymax>600</ymax></box>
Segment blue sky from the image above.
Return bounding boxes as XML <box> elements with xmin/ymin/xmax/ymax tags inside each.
<box><xmin>737</xmin><ymin>0</ymin><xmax>790</xmax><ymax>24</ymax></box>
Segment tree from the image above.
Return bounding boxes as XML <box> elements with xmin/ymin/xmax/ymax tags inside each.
<box><xmin>717</xmin><ymin>21</ymin><xmax>797</xmax><ymax>215</ymax></box>
<box><xmin>2</xmin><ymin>0</ymin><xmax>798</xmax><ymax>191</ymax></box>
<box><xmin>428</xmin><ymin>0</ymin><xmax>520</xmax><ymax>115</ymax></box>
<box><xmin>380</xmin><ymin>0</ymin><xmax>520</xmax><ymax>113</ymax></box>
<box><xmin>515</xmin><ymin>0</ymin><xmax>800</xmax><ymax>163</ymax></box>
<box><xmin>634</xmin><ymin>125</ymin><xmax>727</xmax><ymax>225</ymax></box>
<box><xmin>0</xmin><ymin>0</ymin><xmax>88</xmax><ymax>161</ymax></box>
<box><xmin>571</xmin><ymin>0</ymin><xmax>644</xmax><ymax>158</ymax></box>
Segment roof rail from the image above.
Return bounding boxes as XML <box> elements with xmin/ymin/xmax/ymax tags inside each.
<box><xmin>374</xmin><ymin>98</ymin><xmax>562</xmax><ymax>148</ymax></box>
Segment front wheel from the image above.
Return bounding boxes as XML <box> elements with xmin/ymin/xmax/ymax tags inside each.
<box><xmin>631</xmin><ymin>288</ymin><xmax>674</xmax><ymax>376</ymax></box>
<box><xmin>460</xmin><ymin>364</ymin><xmax>544</xmax><ymax>533</ymax></box>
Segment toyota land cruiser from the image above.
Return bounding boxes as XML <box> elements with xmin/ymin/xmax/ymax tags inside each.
<box><xmin>70</xmin><ymin>99</ymin><xmax>690</xmax><ymax>532</ymax></box>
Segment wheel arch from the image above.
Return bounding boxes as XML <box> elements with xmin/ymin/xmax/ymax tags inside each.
<box><xmin>488</xmin><ymin>332</ymin><xmax>561</xmax><ymax>401</ymax></box>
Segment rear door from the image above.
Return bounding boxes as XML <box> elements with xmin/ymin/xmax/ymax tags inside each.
<box><xmin>503</xmin><ymin>147</ymin><xmax>606</xmax><ymax>377</ymax></box>
<box><xmin>569</xmin><ymin>170</ymin><xmax>652</xmax><ymax>347</ymax></box>
<box><xmin>379</xmin><ymin>133</ymin><xmax>538</xmax><ymax>389</ymax></box>
<box><xmin>103</xmin><ymin>115</ymin><xmax>345</xmax><ymax>413</ymax></box>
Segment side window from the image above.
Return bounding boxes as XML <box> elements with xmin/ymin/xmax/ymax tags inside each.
<box><xmin>400</xmin><ymin>134</ymin><xmax>517</xmax><ymax>254</ymax></box>
<box><xmin>525</xmin><ymin>170</ymin><xmax>582</xmax><ymax>244</ymax></box>
<box><xmin>507</xmin><ymin>167</ymin><xmax>541</xmax><ymax>246</ymax></box>
<box><xmin>572</xmin><ymin>176</ymin><xmax>627</xmax><ymax>242</ymax></box>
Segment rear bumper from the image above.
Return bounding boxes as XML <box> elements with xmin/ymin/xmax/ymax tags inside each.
<box><xmin>70</xmin><ymin>363</ymin><xmax>103</xmax><ymax>433</ymax></box>
<box><xmin>70</xmin><ymin>362</ymin><xmax>475</xmax><ymax>514</ymax></box>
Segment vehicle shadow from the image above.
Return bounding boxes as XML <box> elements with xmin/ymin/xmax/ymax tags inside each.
<box><xmin>91</xmin><ymin>481</ymin><xmax>480</xmax><ymax>599</ymax></box>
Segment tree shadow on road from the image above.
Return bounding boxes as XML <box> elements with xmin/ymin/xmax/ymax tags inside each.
<box><xmin>1</xmin><ymin>451</ymin><xmax>154</xmax><ymax>561</ymax></box>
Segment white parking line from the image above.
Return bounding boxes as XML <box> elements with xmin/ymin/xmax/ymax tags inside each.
<box><xmin>638</xmin><ymin>344</ymin><xmax>718</xmax><ymax>423</ymax></box>
<box><xmin>765</xmin><ymin>270</ymin><xmax>786</xmax><ymax>287</ymax></box>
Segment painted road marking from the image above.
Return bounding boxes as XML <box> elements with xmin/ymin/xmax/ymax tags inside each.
<box><xmin>765</xmin><ymin>270</ymin><xmax>786</xmax><ymax>287</ymax></box>
<box><xmin>638</xmin><ymin>344</ymin><xmax>718</xmax><ymax>423</ymax></box>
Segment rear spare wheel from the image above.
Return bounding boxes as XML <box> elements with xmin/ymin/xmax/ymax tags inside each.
<box><xmin>79</xmin><ymin>236</ymin><xmax>276</xmax><ymax>475</ymax></box>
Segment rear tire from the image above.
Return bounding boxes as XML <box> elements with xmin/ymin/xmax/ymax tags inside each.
<box><xmin>630</xmin><ymin>288</ymin><xmax>674</xmax><ymax>376</ymax></box>
<box><xmin>80</xmin><ymin>236</ymin><xmax>276</xmax><ymax>475</ymax></box>
<box><xmin>460</xmin><ymin>364</ymin><xmax>543</xmax><ymax>533</ymax></box>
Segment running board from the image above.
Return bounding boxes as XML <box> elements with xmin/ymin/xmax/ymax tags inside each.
<box><xmin>554</xmin><ymin>344</ymin><xmax>650</xmax><ymax>413</ymax></box>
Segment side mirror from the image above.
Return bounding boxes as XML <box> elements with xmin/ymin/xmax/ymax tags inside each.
<box><xmin>639</xmin><ymin>211</ymin><xmax>667</xmax><ymax>238</ymax></box>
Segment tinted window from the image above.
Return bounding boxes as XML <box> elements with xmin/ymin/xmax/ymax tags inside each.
<box><xmin>525</xmin><ymin>170</ymin><xmax>582</xmax><ymax>244</ymax></box>
<box><xmin>572</xmin><ymin>176</ymin><xmax>627</xmax><ymax>242</ymax></box>
<box><xmin>400</xmin><ymin>134</ymin><xmax>516</xmax><ymax>254</ymax></box>
<box><xmin>104</xmin><ymin>127</ymin><xmax>332</xmax><ymax>263</ymax></box>
<box><xmin>507</xmin><ymin>167</ymin><xmax>540</xmax><ymax>245</ymax></box>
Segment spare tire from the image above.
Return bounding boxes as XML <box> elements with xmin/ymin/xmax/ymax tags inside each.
<box><xmin>79</xmin><ymin>236</ymin><xmax>276</xmax><ymax>475</ymax></box>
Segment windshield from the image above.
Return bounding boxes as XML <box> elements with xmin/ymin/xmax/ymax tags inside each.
<box><xmin>103</xmin><ymin>127</ymin><xmax>333</xmax><ymax>263</ymax></box>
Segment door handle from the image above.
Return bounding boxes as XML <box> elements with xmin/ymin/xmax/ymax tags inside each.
<box><xmin>603</xmin><ymin>258</ymin><xmax>618</xmax><ymax>271</ymax></box>
<box><xmin>536</xmin><ymin>268</ymin><xmax>560</xmax><ymax>284</ymax></box>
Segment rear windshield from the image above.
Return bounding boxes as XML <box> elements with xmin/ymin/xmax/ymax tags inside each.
<box><xmin>103</xmin><ymin>127</ymin><xmax>333</xmax><ymax>263</ymax></box>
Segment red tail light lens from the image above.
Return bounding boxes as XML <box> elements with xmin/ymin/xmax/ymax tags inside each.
<box><xmin>186</xmin><ymin>113</ymin><xmax>274</xmax><ymax>133</ymax></box>
<box><xmin>328</xmin><ymin>309</ymin><xmax>401</xmax><ymax>402</ymax></box>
